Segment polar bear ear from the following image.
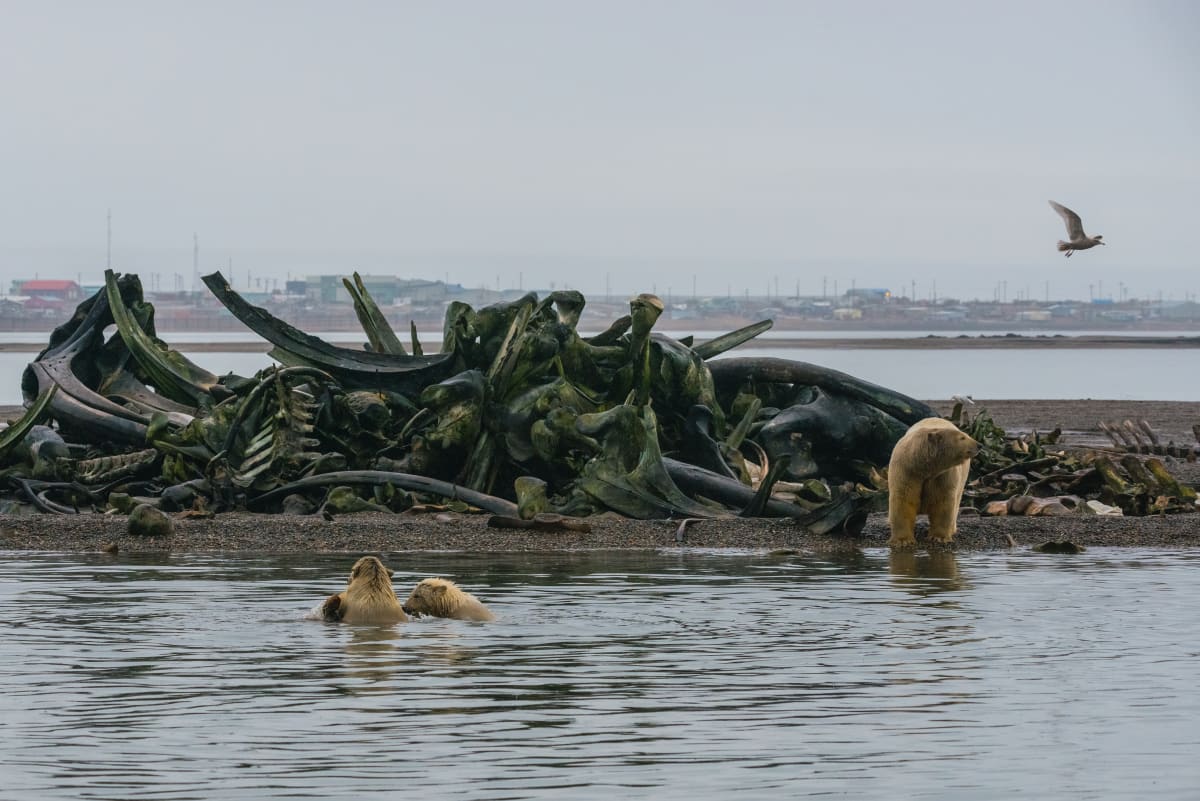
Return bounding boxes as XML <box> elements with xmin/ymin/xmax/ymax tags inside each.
<box><xmin>386</xmin><ymin>567</ymin><xmax>394</xmax><ymax>577</ymax></box>
<box><xmin>433</xmin><ymin>583</ymin><xmax>449</xmax><ymax>596</ymax></box>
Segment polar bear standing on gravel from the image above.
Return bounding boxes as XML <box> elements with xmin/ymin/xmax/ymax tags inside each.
<box><xmin>887</xmin><ymin>417</ymin><xmax>980</xmax><ymax>548</ymax></box>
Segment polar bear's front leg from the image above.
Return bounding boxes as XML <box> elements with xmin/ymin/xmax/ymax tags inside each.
<box><xmin>924</xmin><ymin>469</ymin><xmax>963</xmax><ymax>544</ymax></box>
<box><xmin>887</xmin><ymin>488</ymin><xmax>920</xmax><ymax>548</ymax></box>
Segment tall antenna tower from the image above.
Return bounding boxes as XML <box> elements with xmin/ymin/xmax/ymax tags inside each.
<box><xmin>192</xmin><ymin>233</ymin><xmax>199</xmax><ymax>293</ymax></box>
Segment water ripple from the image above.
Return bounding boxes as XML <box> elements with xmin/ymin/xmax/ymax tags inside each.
<box><xmin>2</xmin><ymin>548</ymin><xmax>1198</xmax><ymax>800</ymax></box>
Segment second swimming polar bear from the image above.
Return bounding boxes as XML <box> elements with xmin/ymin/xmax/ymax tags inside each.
<box><xmin>321</xmin><ymin>557</ymin><xmax>494</xmax><ymax>624</ymax></box>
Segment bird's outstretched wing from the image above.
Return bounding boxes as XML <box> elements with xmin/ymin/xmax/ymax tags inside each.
<box><xmin>1049</xmin><ymin>200</ymin><xmax>1084</xmax><ymax>240</ymax></box>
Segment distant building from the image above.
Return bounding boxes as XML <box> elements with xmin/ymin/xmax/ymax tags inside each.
<box><xmin>12</xmin><ymin>279</ymin><xmax>84</xmax><ymax>303</ymax></box>
<box><xmin>0</xmin><ymin>297</ymin><xmax>28</xmax><ymax>317</ymax></box>
<box><xmin>304</xmin><ymin>275</ymin><xmax>453</xmax><ymax>306</ymax></box>
<box><xmin>1157</xmin><ymin>301</ymin><xmax>1200</xmax><ymax>321</ymax></box>
<box><xmin>23</xmin><ymin>296</ymin><xmax>70</xmax><ymax>316</ymax></box>
<box><xmin>401</xmin><ymin>280</ymin><xmax>451</xmax><ymax>303</ymax></box>
<box><xmin>845</xmin><ymin>288</ymin><xmax>891</xmax><ymax>303</ymax></box>
<box><xmin>306</xmin><ymin>275</ymin><xmax>347</xmax><ymax>304</ymax></box>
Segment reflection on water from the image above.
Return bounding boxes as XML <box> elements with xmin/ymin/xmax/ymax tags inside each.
<box><xmin>888</xmin><ymin>548</ymin><xmax>966</xmax><ymax>595</ymax></box>
<box><xmin>2</xmin><ymin>549</ymin><xmax>1199</xmax><ymax>800</ymax></box>
<box><xmin>341</xmin><ymin>625</ymin><xmax>407</xmax><ymax>689</ymax></box>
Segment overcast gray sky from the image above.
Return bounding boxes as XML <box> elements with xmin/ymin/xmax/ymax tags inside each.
<box><xmin>2</xmin><ymin>0</ymin><xmax>1197</xmax><ymax>302</ymax></box>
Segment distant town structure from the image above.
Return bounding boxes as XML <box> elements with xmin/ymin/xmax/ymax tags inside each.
<box><xmin>11</xmin><ymin>279</ymin><xmax>84</xmax><ymax>303</ymax></box>
<box><xmin>845</xmin><ymin>287</ymin><xmax>890</xmax><ymax>303</ymax></box>
<box><xmin>4</xmin><ymin>279</ymin><xmax>85</xmax><ymax>318</ymax></box>
<box><xmin>0</xmin><ymin>272</ymin><xmax>1197</xmax><ymax>332</ymax></box>
<box><xmin>299</xmin><ymin>275</ymin><xmax>455</xmax><ymax>306</ymax></box>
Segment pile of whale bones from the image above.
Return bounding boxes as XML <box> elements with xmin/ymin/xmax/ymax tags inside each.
<box><xmin>2</xmin><ymin>270</ymin><xmax>1195</xmax><ymax>530</ymax></box>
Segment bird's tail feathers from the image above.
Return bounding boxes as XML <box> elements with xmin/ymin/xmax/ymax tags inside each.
<box><xmin>1056</xmin><ymin>241</ymin><xmax>1071</xmax><ymax>252</ymax></box>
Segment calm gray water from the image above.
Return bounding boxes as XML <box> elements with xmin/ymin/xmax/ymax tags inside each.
<box><xmin>3</xmin><ymin>345</ymin><xmax>1197</xmax><ymax>404</ymax></box>
<box><xmin>1</xmin><ymin>549</ymin><xmax>1198</xmax><ymax>800</ymax></box>
<box><xmin>715</xmin><ymin>346</ymin><xmax>1199</xmax><ymax>401</ymax></box>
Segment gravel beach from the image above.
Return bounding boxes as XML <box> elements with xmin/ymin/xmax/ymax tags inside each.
<box><xmin>1</xmin><ymin>398</ymin><xmax>1196</xmax><ymax>553</ymax></box>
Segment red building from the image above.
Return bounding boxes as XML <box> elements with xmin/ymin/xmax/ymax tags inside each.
<box><xmin>15</xmin><ymin>279</ymin><xmax>84</xmax><ymax>302</ymax></box>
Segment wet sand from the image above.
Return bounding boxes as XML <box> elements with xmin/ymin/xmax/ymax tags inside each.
<box><xmin>1</xmin><ymin>398</ymin><xmax>1196</xmax><ymax>553</ymax></box>
<box><xmin>929</xmin><ymin>398</ymin><xmax>1200</xmax><ymax>451</ymax></box>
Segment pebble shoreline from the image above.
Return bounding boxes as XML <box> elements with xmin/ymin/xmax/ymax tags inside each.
<box><xmin>2</xmin><ymin>398</ymin><xmax>1197</xmax><ymax>553</ymax></box>
<box><xmin>2</xmin><ymin>509</ymin><xmax>1198</xmax><ymax>554</ymax></box>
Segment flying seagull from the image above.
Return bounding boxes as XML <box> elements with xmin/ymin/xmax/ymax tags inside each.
<box><xmin>1049</xmin><ymin>200</ymin><xmax>1105</xmax><ymax>257</ymax></box>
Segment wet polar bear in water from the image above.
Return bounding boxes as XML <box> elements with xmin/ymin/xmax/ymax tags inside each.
<box><xmin>320</xmin><ymin>556</ymin><xmax>408</xmax><ymax>624</ymax></box>
<box><xmin>402</xmin><ymin>578</ymin><xmax>495</xmax><ymax>621</ymax></box>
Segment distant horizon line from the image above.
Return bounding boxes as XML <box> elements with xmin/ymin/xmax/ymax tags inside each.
<box><xmin>2</xmin><ymin>250</ymin><xmax>1198</xmax><ymax>304</ymax></box>
<box><xmin>4</xmin><ymin>276</ymin><xmax>1199</xmax><ymax>307</ymax></box>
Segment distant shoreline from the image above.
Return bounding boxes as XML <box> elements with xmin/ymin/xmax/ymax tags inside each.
<box><xmin>725</xmin><ymin>334</ymin><xmax>1200</xmax><ymax>350</ymax></box>
<box><xmin>3</xmin><ymin>334</ymin><xmax>1199</xmax><ymax>352</ymax></box>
